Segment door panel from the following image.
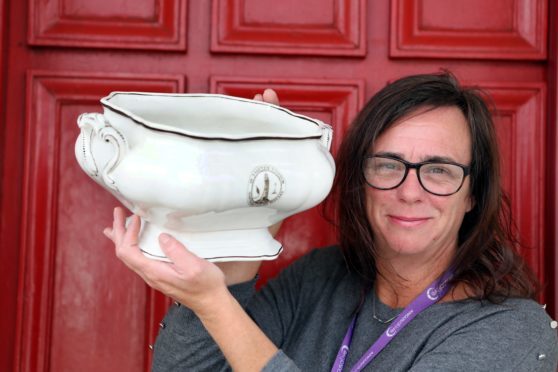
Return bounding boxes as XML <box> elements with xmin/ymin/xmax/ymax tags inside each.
<box><xmin>390</xmin><ymin>0</ymin><xmax>548</xmax><ymax>59</ymax></box>
<box><xmin>211</xmin><ymin>0</ymin><xmax>365</xmax><ymax>56</ymax></box>
<box><xmin>28</xmin><ymin>0</ymin><xmax>187</xmax><ymax>50</ymax></box>
<box><xmin>486</xmin><ymin>83</ymin><xmax>547</xmax><ymax>278</ymax></box>
<box><xmin>16</xmin><ymin>72</ymin><xmax>181</xmax><ymax>372</ymax></box>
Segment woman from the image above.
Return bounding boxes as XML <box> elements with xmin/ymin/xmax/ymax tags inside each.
<box><xmin>104</xmin><ymin>72</ymin><xmax>558</xmax><ymax>371</ymax></box>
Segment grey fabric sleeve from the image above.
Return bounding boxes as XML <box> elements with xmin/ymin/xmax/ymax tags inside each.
<box><xmin>262</xmin><ymin>350</ymin><xmax>302</xmax><ymax>372</ymax></box>
<box><xmin>151</xmin><ymin>245</ymin><xmax>557</xmax><ymax>371</ymax></box>
<box><xmin>151</xmin><ymin>278</ymin><xmax>263</xmax><ymax>372</ymax></box>
<box><xmin>408</xmin><ymin>301</ymin><xmax>558</xmax><ymax>372</ymax></box>
<box><xmin>246</xmin><ymin>252</ymin><xmax>313</xmax><ymax>347</ymax></box>
<box><xmin>246</xmin><ymin>253</ymin><xmax>321</xmax><ymax>372</ymax></box>
<box><xmin>151</xmin><ymin>255</ymin><xmax>309</xmax><ymax>372</ymax></box>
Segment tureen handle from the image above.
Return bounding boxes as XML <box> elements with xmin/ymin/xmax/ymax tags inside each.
<box><xmin>76</xmin><ymin>113</ymin><xmax>127</xmax><ymax>192</ymax></box>
<box><xmin>319</xmin><ymin>122</ymin><xmax>333</xmax><ymax>151</ymax></box>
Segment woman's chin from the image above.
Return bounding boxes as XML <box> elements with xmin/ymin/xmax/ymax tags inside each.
<box><xmin>379</xmin><ymin>239</ymin><xmax>432</xmax><ymax>258</ymax></box>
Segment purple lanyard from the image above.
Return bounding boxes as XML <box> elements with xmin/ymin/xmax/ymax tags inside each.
<box><xmin>331</xmin><ymin>270</ymin><xmax>454</xmax><ymax>372</ymax></box>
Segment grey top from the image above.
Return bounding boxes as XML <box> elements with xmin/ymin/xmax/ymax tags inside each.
<box><xmin>152</xmin><ymin>246</ymin><xmax>558</xmax><ymax>371</ymax></box>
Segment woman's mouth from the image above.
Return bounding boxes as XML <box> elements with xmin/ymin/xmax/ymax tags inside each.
<box><xmin>388</xmin><ymin>215</ymin><xmax>431</xmax><ymax>227</ymax></box>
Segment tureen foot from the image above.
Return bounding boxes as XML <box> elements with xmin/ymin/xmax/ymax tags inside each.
<box><xmin>134</xmin><ymin>218</ymin><xmax>283</xmax><ymax>263</ymax></box>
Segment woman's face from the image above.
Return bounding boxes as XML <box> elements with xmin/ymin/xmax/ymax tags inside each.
<box><xmin>365</xmin><ymin>106</ymin><xmax>474</xmax><ymax>262</ymax></box>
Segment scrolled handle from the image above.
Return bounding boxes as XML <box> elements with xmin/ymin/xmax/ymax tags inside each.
<box><xmin>319</xmin><ymin>122</ymin><xmax>333</xmax><ymax>151</ymax></box>
<box><xmin>76</xmin><ymin>113</ymin><xmax>127</xmax><ymax>192</ymax></box>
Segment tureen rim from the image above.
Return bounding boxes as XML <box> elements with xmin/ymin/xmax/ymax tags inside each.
<box><xmin>100</xmin><ymin>91</ymin><xmax>331</xmax><ymax>141</ymax></box>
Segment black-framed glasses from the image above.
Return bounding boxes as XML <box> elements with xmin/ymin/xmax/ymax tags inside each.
<box><xmin>363</xmin><ymin>155</ymin><xmax>471</xmax><ymax>196</ymax></box>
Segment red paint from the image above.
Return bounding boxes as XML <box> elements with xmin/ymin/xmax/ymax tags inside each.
<box><xmin>391</xmin><ymin>0</ymin><xmax>548</xmax><ymax>60</ymax></box>
<box><xmin>28</xmin><ymin>0</ymin><xmax>187</xmax><ymax>50</ymax></box>
<box><xmin>14</xmin><ymin>71</ymin><xmax>182</xmax><ymax>372</ymax></box>
<box><xmin>546</xmin><ymin>0</ymin><xmax>558</xmax><ymax>321</ymax></box>
<box><xmin>481</xmin><ymin>83</ymin><xmax>547</xmax><ymax>280</ymax></box>
<box><xmin>211</xmin><ymin>0</ymin><xmax>366</xmax><ymax>56</ymax></box>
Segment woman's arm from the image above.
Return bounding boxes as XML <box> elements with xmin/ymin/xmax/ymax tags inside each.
<box><xmin>104</xmin><ymin>207</ymin><xmax>278</xmax><ymax>371</ymax></box>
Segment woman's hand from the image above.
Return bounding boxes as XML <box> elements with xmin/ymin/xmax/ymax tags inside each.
<box><xmin>104</xmin><ymin>207</ymin><xmax>279</xmax><ymax>370</ymax></box>
<box><xmin>104</xmin><ymin>207</ymin><xmax>232</xmax><ymax>315</ymax></box>
<box><xmin>253</xmin><ymin>88</ymin><xmax>280</xmax><ymax>106</ymax></box>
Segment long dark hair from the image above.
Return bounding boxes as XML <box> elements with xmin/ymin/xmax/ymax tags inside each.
<box><xmin>327</xmin><ymin>71</ymin><xmax>539</xmax><ymax>301</ymax></box>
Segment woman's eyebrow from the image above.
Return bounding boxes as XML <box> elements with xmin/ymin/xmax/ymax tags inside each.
<box><xmin>423</xmin><ymin>155</ymin><xmax>459</xmax><ymax>163</ymax></box>
<box><xmin>373</xmin><ymin>151</ymin><xmax>458</xmax><ymax>163</ymax></box>
<box><xmin>373</xmin><ymin>151</ymin><xmax>404</xmax><ymax>159</ymax></box>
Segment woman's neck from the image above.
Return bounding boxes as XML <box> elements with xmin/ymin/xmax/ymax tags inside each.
<box><xmin>374</xmin><ymin>248</ymin><xmax>457</xmax><ymax>308</ymax></box>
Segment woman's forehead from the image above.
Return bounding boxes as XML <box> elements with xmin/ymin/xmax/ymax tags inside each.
<box><xmin>371</xmin><ymin>106</ymin><xmax>472</xmax><ymax>163</ymax></box>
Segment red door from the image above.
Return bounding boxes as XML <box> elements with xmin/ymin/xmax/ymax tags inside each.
<box><xmin>1</xmin><ymin>0</ymin><xmax>556</xmax><ymax>371</ymax></box>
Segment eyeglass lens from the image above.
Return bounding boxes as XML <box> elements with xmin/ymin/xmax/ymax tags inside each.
<box><xmin>364</xmin><ymin>157</ymin><xmax>465</xmax><ymax>195</ymax></box>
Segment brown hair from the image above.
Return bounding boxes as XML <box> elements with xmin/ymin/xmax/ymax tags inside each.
<box><xmin>327</xmin><ymin>71</ymin><xmax>539</xmax><ymax>301</ymax></box>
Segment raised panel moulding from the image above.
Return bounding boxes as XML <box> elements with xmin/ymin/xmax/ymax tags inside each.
<box><xmin>15</xmin><ymin>71</ymin><xmax>183</xmax><ymax>372</ymax></box>
<box><xmin>210</xmin><ymin>0</ymin><xmax>366</xmax><ymax>56</ymax></box>
<box><xmin>210</xmin><ymin>76</ymin><xmax>364</xmax><ymax>282</ymax></box>
<box><xmin>475</xmin><ymin>82</ymin><xmax>546</xmax><ymax>279</ymax></box>
<box><xmin>28</xmin><ymin>0</ymin><xmax>187</xmax><ymax>51</ymax></box>
<box><xmin>390</xmin><ymin>0</ymin><xmax>548</xmax><ymax>60</ymax></box>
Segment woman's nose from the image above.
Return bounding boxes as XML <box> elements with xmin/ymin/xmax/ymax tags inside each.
<box><xmin>396</xmin><ymin>169</ymin><xmax>425</xmax><ymax>201</ymax></box>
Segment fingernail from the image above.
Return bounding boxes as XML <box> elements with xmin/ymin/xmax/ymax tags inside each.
<box><xmin>159</xmin><ymin>234</ymin><xmax>170</xmax><ymax>244</ymax></box>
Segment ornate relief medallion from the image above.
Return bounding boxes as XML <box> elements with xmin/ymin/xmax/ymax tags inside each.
<box><xmin>248</xmin><ymin>166</ymin><xmax>285</xmax><ymax>206</ymax></box>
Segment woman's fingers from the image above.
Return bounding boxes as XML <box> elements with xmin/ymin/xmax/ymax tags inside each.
<box><xmin>262</xmin><ymin>89</ymin><xmax>279</xmax><ymax>105</ymax></box>
<box><xmin>112</xmin><ymin>207</ymin><xmax>126</xmax><ymax>243</ymax></box>
<box><xmin>103</xmin><ymin>208</ymin><xmax>179</xmax><ymax>289</ymax></box>
<box><xmin>252</xmin><ymin>89</ymin><xmax>279</xmax><ymax>105</ymax></box>
<box><xmin>268</xmin><ymin>221</ymin><xmax>283</xmax><ymax>237</ymax></box>
<box><xmin>104</xmin><ymin>208</ymin><xmax>229</xmax><ymax>311</ymax></box>
<box><xmin>140</xmin><ymin>233</ymin><xmax>228</xmax><ymax>311</ymax></box>
<box><xmin>103</xmin><ymin>227</ymin><xmax>113</xmax><ymax>240</ymax></box>
<box><xmin>107</xmin><ymin>209</ymin><xmax>145</xmax><ymax>270</ymax></box>
<box><xmin>159</xmin><ymin>233</ymin><xmax>196</xmax><ymax>270</ymax></box>
<box><xmin>123</xmin><ymin>214</ymin><xmax>141</xmax><ymax>246</ymax></box>
<box><xmin>158</xmin><ymin>234</ymin><xmax>216</xmax><ymax>282</ymax></box>
<box><xmin>107</xmin><ymin>208</ymin><xmax>140</xmax><ymax>252</ymax></box>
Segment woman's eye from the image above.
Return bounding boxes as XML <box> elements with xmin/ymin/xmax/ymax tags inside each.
<box><xmin>429</xmin><ymin>167</ymin><xmax>448</xmax><ymax>174</ymax></box>
<box><xmin>423</xmin><ymin>164</ymin><xmax>461</xmax><ymax>179</ymax></box>
<box><xmin>375</xmin><ymin>162</ymin><xmax>400</xmax><ymax>171</ymax></box>
<box><xmin>379</xmin><ymin>163</ymin><xmax>395</xmax><ymax>169</ymax></box>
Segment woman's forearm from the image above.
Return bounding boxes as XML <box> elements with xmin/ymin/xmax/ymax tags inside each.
<box><xmin>196</xmin><ymin>287</ymin><xmax>278</xmax><ymax>372</ymax></box>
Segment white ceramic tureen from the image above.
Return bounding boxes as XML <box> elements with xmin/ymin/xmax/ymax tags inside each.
<box><xmin>75</xmin><ymin>92</ymin><xmax>335</xmax><ymax>262</ymax></box>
